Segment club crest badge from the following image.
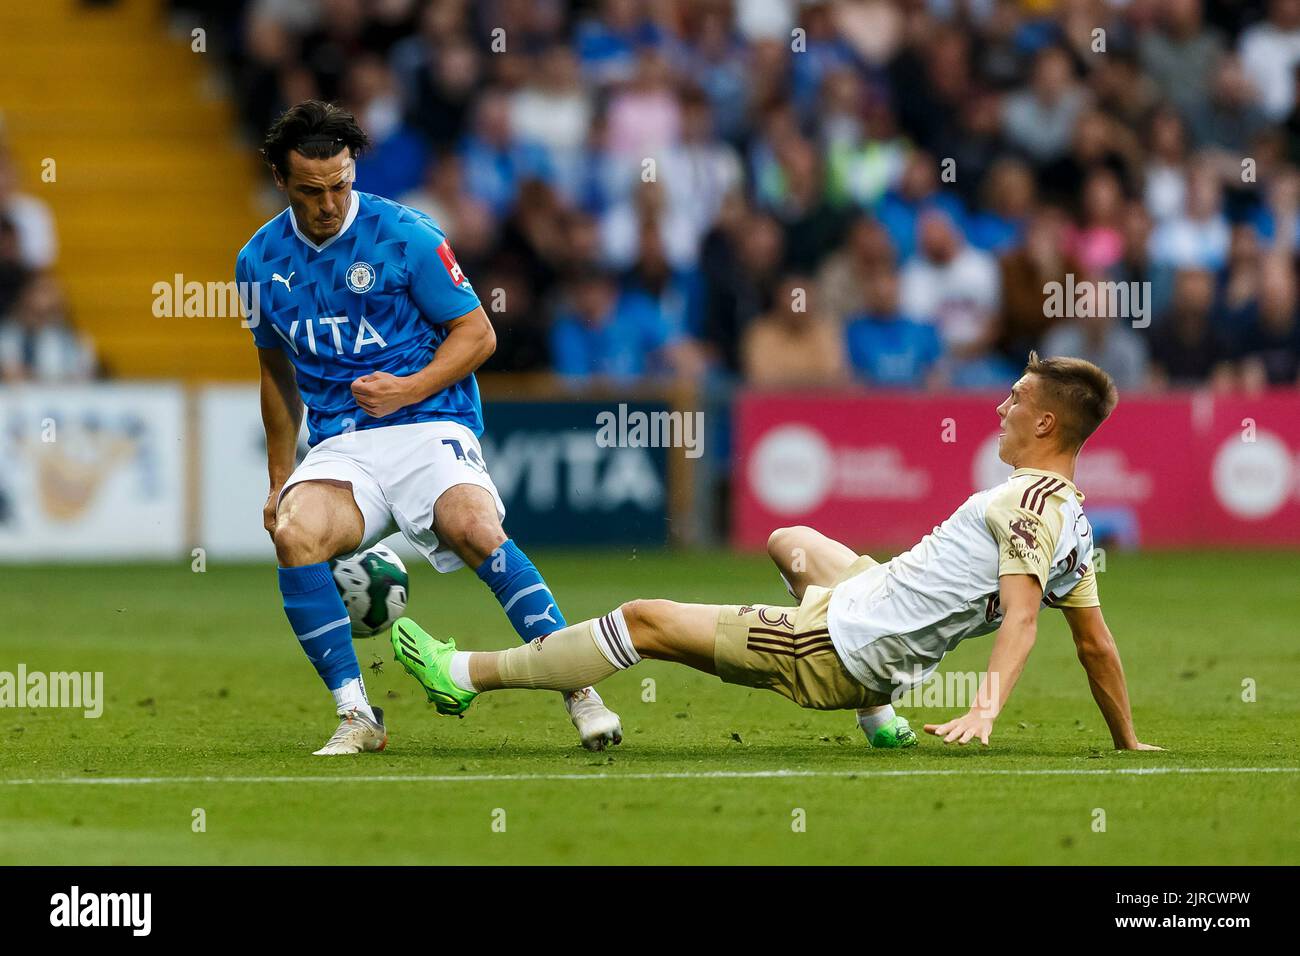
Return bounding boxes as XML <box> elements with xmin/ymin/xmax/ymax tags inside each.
<box><xmin>345</xmin><ymin>261</ymin><xmax>376</xmax><ymax>293</ymax></box>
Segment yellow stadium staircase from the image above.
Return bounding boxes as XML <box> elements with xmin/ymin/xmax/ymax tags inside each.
<box><xmin>0</xmin><ymin>0</ymin><xmax>266</xmax><ymax>381</ymax></box>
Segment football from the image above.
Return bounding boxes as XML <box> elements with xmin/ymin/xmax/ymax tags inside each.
<box><xmin>330</xmin><ymin>543</ymin><xmax>409</xmax><ymax>638</ymax></box>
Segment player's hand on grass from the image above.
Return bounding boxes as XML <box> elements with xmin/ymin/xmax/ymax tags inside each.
<box><xmin>924</xmin><ymin>710</ymin><xmax>994</xmax><ymax>746</ymax></box>
<box><xmin>351</xmin><ymin>371</ymin><xmax>412</xmax><ymax>418</ymax></box>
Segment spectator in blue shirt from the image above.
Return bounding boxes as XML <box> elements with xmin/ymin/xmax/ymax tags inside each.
<box><xmin>788</xmin><ymin>3</ymin><xmax>860</xmax><ymax>114</ymax></box>
<box><xmin>620</xmin><ymin>223</ymin><xmax>704</xmax><ymax>340</ymax></box>
<box><xmin>574</xmin><ymin>1</ymin><xmax>669</xmax><ymax>86</ymax></box>
<box><xmin>845</xmin><ymin>267</ymin><xmax>943</xmax><ymax>388</ymax></box>
<box><xmin>964</xmin><ymin>157</ymin><xmax>1034</xmax><ymax>255</ymax></box>
<box><xmin>458</xmin><ymin>90</ymin><xmax>554</xmax><ymax>217</ymax></box>
<box><xmin>550</xmin><ymin>269</ymin><xmax>700</xmax><ymax>381</ymax></box>
<box><xmin>873</xmin><ymin>150</ymin><xmax>967</xmax><ymax>262</ymax></box>
<box><xmin>347</xmin><ymin>57</ymin><xmax>430</xmax><ymax>200</ymax></box>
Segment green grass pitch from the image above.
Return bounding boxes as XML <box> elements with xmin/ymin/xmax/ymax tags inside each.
<box><xmin>1</xmin><ymin>549</ymin><xmax>1297</xmax><ymax>865</ymax></box>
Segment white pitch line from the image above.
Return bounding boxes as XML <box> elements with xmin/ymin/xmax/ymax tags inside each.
<box><xmin>1</xmin><ymin>767</ymin><xmax>1297</xmax><ymax>786</ymax></box>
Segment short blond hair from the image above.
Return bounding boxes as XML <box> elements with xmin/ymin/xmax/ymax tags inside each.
<box><xmin>1025</xmin><ymin>351</ymin><xmax>1119</xmax><ymax>449</ymax></box>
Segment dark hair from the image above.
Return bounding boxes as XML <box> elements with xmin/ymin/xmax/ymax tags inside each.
<box><xmin>261</xmin><ymin>100</ymin><xmax>370</xmax><ymax>181</ymax></box>
<box><xmin>1025</xmin><ymin>350</ymin><xmax>1119</xmax><ymax>449</ymax></box>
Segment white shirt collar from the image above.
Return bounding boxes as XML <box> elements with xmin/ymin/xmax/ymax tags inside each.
<box><xmin>289</xmin><ymin>190</ymin><xmax>359</xmax><ymax>252</ymax></box>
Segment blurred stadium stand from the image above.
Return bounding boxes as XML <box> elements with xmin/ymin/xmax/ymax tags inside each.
<box><xmin>3</xmin><ymin>0</ymin><xmax>1300</xmax><ymax>389</ymax></box>
<box><xmin>0</xmin><ymin>0</ymin><xmax>262</xmax><ymax>381</ymax></box>
<box><xmin>3</xmin><ymin>0</ymin><xmax>1300</xmax><ymax>559</ymax></box>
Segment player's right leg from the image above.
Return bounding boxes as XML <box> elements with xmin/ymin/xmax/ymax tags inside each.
<box><xmin>432</xmin><ymin>482</ymin><xmax>622</xmax><ymax>751</ymax></box>
<box><xmin>274</xmin><ymin>479</ymin><xmax>386</xmax><ymax>755</ymax></box>
<box><xmin>765</xmin><ymin>526</ymin><xmax>914</xmax><ymax>746</ymax></box>
<box><xmin>766</xmin><ymin>525</ymin><xmax>858</xmax><ymax>600</ymax></box>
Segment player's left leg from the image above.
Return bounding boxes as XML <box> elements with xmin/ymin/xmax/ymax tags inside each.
<box><xmin>392</xmin><ymin>592</ymin><xmax>917</xmax><ymax>747</ymax></box>
<box><xmin>274</xmin><ymin>477</ymin><xmax>388</xmax><ymax>755</ymax></box>
<box><xmin>431</xmin><ymin>482</ymin><xmax>623</xmax><ymax>750</ymax></box>
<box><xmin>390</xmin><ymin>599</ymin><xmax>720</xmax><ymax>717</ymax></box>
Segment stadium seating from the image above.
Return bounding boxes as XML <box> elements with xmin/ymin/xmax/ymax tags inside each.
<box><xmin>0</xmin><ymin>0</ymin><xmax>263</xmax><ymax>380</ymax></box>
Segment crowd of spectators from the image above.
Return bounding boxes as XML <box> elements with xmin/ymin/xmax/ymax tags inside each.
<box><xmin>196</xmin><ymin>0</ymin><xmax>1300</xmax><ymax>392</ymax></box>
<box><xmin>0</xmin><ymin>139</ymin><xmax>97</xmax><ymax>383</ymax></box>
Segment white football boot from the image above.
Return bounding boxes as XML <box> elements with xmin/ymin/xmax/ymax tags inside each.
<box><xmin>563</xmin><ymin>687</ymin><xmax>623</xmax><ymax>751</ymax></box>
<box><xmin>313</xmin><ymin>706</ymin><xmax>388</xmax><ymax>755</ymax></box>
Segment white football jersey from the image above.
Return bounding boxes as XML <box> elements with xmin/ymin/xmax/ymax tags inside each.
<box><xmin>827</xmin><ymin>468</ymin><xmax>1098</xmax><ymax>695</ymax></box>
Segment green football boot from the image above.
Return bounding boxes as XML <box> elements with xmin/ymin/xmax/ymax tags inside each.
<box><xmin>866</xmin><ymin>715</ymin><xmax>919</xmax><ymax>749</ymax></box>
<box><xmin>390</xmin><ymin>617</ymin><xmax>477</xmax><ymax>716</ymax></box>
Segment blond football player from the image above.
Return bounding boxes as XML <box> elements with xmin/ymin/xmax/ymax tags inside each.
<box><xmin>389</xmin><ymin>353</ymin><xmax>1162</xmax><ymax>751</ymax></box>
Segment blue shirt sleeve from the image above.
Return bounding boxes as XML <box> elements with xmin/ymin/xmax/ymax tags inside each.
<box><xmin>407</xmin><ymin>218</ymin><xmax>482</xmax><ymax>324</ymax></box>
<box><xmin>237</xmin><ymin>249</ymin><xmax>279</xmax><ymax>349</ymax></box>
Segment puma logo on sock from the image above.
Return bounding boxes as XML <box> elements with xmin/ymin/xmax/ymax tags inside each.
<box><xmin>525</xmin><ymin>604</ymin><xmax>557</xmax><ymax>628</ymax></box>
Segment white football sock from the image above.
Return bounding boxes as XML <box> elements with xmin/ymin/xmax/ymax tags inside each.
<box><xmin>856</xmin><ymin>704</ymin><xmax>896</xmax><ymax>736</ymax></box>
<box><xmin>332</xmin><ymin>676</ymin><xmax>376</xmax><ymax>721</ymax></box>
<box><xmin>475</xmin><ymin>613</ymin><xmax>633</xmax><ymax>691</ymax></box>
<box><xmin>590</xmin><ymin>607</ymin><xmax>641</xmax><ymax>669</ymax></box>
<box><xmin>450</xmin><ymin>651</ymin><xmax>477</xmax><ymax>692</ymax></box>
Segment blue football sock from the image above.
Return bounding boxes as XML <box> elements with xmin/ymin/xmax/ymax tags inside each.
<box><xmin>278</xmin><ymin>563</ymin><xmax>369</xmax><ymax>715</ymax></box>
<box><xmin>476</xmin><ymin>539</ymin><xmax>568</xmax><ymax>641</ymax></box>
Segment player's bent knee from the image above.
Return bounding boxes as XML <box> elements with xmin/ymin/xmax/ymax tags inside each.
<box><xmin>273</xmin><ymin>520</ymin><xmax>330</xmax><ymax>567</ymax></box>
<box><xmin>462</xmin><ymin>510</ymin><xmax>506</xmax><ymax>552</ymax></box>
<box><xmin>620</xmin><ymin>598</ymin><xmax>671</xmax><ymax>649</ymax></box>
<box><xmin>767</xmin><ymin>525</ymin><xmax>811</xmax><ymax>563</ymax></box>
<box><xmin>437</xmin><ymin>508</ymin><xmax>506</xmax><ymax>565</ymax></box>
<box><xmin>618</xmin><ymin>598</ymin><xmax>651</xmax><ymax>635</ymax></box>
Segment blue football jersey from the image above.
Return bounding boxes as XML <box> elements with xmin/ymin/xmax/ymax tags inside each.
<box><xmin>236</xmin><ymin>191</ymin><xmax>483</xmax><ymax>445</ymax></box>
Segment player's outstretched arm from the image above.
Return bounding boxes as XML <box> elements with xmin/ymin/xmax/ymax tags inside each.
<box><xmin>925</xmin><ymin>573</ymin><xmax>1041</xmax><ymax>746</ymax></box>
<box><xmin>1061</xmin><ymin>605</ymin><xmax>1164</xmax><ymax>751</ymax></box>
<box><xmin>258</xmin><ymin>346</ymin><xmax>304</xmax><ymax>536</ymax></box>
